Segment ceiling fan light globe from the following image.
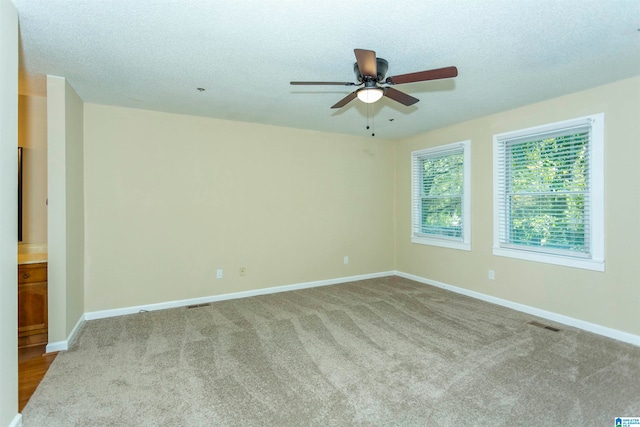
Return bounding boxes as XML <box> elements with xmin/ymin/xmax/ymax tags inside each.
<box><xmin>357</xmin><ymin>88</ymin><xmax>384</xmax><ymax>104</ymax></box>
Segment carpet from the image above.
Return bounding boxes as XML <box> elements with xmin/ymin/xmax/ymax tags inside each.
<box><xmin>21</xmin><ymin>276</ymin><xmax>640</xmax><ymax>426</ymax></box>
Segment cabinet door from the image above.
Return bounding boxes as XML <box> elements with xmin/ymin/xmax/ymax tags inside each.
<box><xmin>18</xmin><ymin>282</ymin><xmax>48</xmax><ymax>336</ymax></box>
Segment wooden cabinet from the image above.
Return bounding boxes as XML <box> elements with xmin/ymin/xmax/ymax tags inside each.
<box><xmin>18</xmin><ymin>262</ymin><xmax>48</xmax><ymax>348</ymax></box>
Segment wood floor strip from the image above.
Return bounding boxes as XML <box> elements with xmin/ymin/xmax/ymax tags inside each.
<box><xmin>18</xmin><ymin>344</ymin><xmax>57</xmax><ymax>412</ymax></box>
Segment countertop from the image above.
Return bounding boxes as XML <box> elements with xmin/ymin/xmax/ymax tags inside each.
<box><xmin>18</xmin><ymin>252</ymin><xmax>48</xmax><ymax>265</ymax></box>
<box><xmin>18</xmin><ymin>243</ymin><xmax>48</xmax><ymax>265</ymax></box>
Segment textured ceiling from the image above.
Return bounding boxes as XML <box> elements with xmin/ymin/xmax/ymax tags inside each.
<box><xmin>14</xmin><ymin>0</ymin><xmax>640</xmax><ymax>139</ymax></box>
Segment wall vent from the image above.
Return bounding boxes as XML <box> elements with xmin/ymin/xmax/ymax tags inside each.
<box><xmin>529</xmin><ymin>320</ymin><xmax>560</xmax><ymax>332</ymax></box>
<box><xmin>187</xmin><ymin>303</ymin><xmax>211</xmax><ymax>309</ymax></box>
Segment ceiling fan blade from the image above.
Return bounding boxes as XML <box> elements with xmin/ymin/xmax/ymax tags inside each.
<box><xmin>384</xmin><ymin>87</ymin><xmax>419</xmax><ymax>106</ymax></box>
<box><xmin>386</xmin><ymin>66</ymin><xmax>458</xmax><ymax>85</ymax></box>
<box><xmin>290</xmin><ymin>81</ymin><xmax>356</xmax><ymax>86</ymax></box>
<box><xmin>354</xmin><ymin>49</ymin><xmax>377</xmax><ymax>77</ymax></box>
<box><xmin>331</xmin><ymin>91</ymin><xmax>358</xmax><ymax>109</ymax></box>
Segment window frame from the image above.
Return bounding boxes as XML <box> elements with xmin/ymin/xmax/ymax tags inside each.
<box><xmin>411</xmin><ymin>140</ymin><xmax>471</xmax><ymax>251</ymax></box>
<box><xmin>492</xmin><ymin>113</ymin><xmax>605</xmax><ymax>271</ymax></box>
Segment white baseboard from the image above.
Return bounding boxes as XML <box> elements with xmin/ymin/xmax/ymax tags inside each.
<box><xmin>85</xmin><ymin>271</ymin><xmax>396</xmax><ymax>321</ymax></box>
<box><xmin>46</xmin><ymin>314</ymin><xmax>86</xmax><ymax>353</ymax></box>
<box><xmin>395</xmin><ymin>270</ymin><xmax>640</xmax><ymax>347</ymax></box>
<box><xmin>8</xmin><ymin>413</ymin><xmax>22</xmax><ymax>427</ymax></box>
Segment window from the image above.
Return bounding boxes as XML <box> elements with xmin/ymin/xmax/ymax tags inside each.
<box><xmin>411</xmin><ymin>140</ymin><xmax>471</xmax><ymax>250</ymax></box>
<box><xmin>493</xmin><ymin>113</ymin><xmax>604</xmax><ymax>271</ymax></box>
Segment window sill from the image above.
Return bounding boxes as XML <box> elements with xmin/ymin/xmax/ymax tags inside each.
<box><xmin>412</xmin><ymin>236</ymin><xmax>471</xmax><ymax>251</ymax></box>
<box><xmin>492</xmin><ymin>247</ymin><xmax>605</xmax><ymax>272</ymax></box>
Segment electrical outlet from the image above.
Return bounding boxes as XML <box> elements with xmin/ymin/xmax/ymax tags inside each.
<box><xmin>488</xmin><ymin>270</ymin><xmax>495</xmax><ymax>280</ymax></box>
<box><xmin>217</xmin><ymin>269</ymin><xmax>223</xmax><ymax>279</ymax></box>
<box><xmin>239</xmin><ymin>267</ymin><xmax>246</xmax><ymax>276</ymax></box>
<box><xmin>344</xmin><ymin>256</ymin><xmax>349</xmax><ymax>265</ymax></box>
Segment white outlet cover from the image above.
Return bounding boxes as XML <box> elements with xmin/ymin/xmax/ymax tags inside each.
<box><xmin>217</xmin><ymin>269</ymin><xmax>223</xmax><ymax>278</ymax></box>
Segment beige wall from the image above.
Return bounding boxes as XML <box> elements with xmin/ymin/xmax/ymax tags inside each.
<box><xmin>0</xmin><ymin>0</ymin><xmax>18</xmax><ymax>422</ymax></box>
<box><xmin>18</xmin><ymin>94</ymin><xmax>48</xmax><ymax>244</ymax></box>
<box><xmin>83</xmin><ymin>104</ymin><xmax>395</xmax><ymax>312</ymax></box>
<box><xmin>47</xmin><ymin>76</ymin><xmax>85</xmax><ymax>342</ymax></box>
<box><xmin>395</xmin><ymin>76</ymin><xmax>640</xmax><ymax>336</ymax></box>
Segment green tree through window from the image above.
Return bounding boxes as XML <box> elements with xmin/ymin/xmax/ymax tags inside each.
<box><xmin>506</xmin><ymin>131</ymin><xmax>589</xmax><ymax>252</ymax></box>
<box><xmin>420</xmin><ymin>152</ymin><xmax>464</xmax><ymax>238</ymax></box>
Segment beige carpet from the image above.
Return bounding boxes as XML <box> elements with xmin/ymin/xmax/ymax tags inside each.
<box><xmin>22</xmin><ymin>276</ymin><xmax>640</xmax><ymax>426</ymax></box>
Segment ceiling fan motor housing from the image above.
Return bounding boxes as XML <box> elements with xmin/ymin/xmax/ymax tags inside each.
<box><xmin>354</xmin><ymin>58</ymin><xmax>389</xmax><ymax>83</ymax></box>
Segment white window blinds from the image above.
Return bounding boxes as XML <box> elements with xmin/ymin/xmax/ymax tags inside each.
<box><xmin>495</xmin><ymin>117</ymin><xmax>600</xmax><ymax>261</ymax></box>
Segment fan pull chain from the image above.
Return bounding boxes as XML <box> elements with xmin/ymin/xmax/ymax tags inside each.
<box><xmin>366</xmin><ymin>104</ymin><xmax>370</xmax><ymax>131</ymax></box>
<box><xmin>371</xmin><ymin>112</ymin><xmax>375</xmax><ymax>137</ymax></box>
<box><xmin>365</xmin><ymin>103</ymin><xmax>375</xmax><ymax>137</ymax></box>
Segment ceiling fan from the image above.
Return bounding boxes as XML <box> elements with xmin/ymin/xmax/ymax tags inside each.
<box><xmin>291</xmin><ymin>49</ymin><xmax>458</xmax><ymax>109</ymax></box>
